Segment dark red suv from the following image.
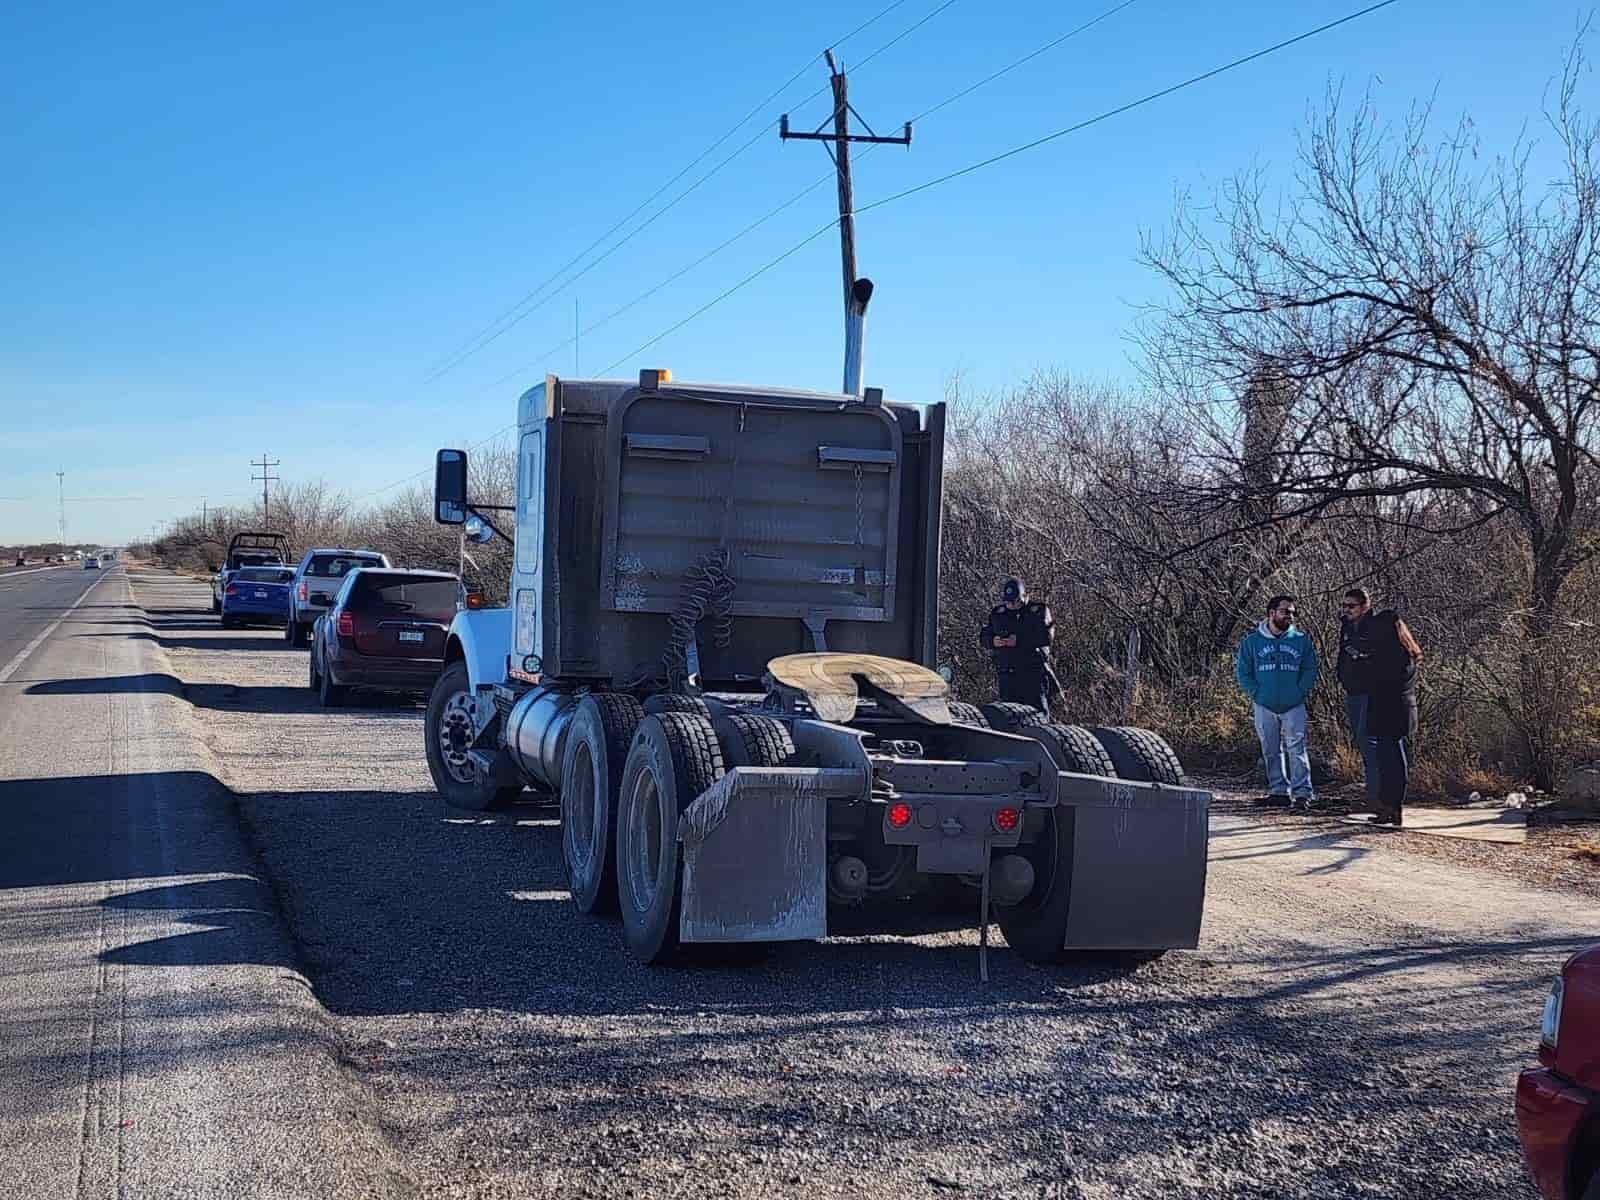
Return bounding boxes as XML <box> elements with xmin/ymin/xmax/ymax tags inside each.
<box><xmin>309</xmin><ymin>568</ymin><xmax>459</xmax><ymax>707</ymax></box>
<box><xmin>1517</xmin><ymin>945</ymin><xmax>1600</xmax><ymax>1200</ymax></box>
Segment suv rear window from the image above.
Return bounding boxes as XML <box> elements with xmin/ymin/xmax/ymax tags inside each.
<box><xmin>236</xmin><ymin>567</ymin><xmax>294</xmax><ymax>583</ymax></box>
<box><xmin>308</xmin><ymin>553</ymin><xmax>383</xmax><ymax>578</ymax></box>
<box><xmin>349</xmin><ymin>576</ymin><xmax>459</xmax><ymax>620</ymax></box>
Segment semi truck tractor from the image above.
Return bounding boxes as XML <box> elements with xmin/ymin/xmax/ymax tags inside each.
<box><xmin>424</xmin><ymin>369</ymin><xmax>1209</xmax><ymax>966</ymax></box>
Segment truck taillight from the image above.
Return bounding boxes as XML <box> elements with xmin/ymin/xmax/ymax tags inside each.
<box><xmin>887</xmin><ymin>802</ymin><xmax>913</xmax><ymax>829</ymax></box>
<box><xmin>298</xmin><ymin>582</ymin><xmax>308</xmax><ymax>602</ymax></box>
<box><xmin>336</xmin><ymin>611</ymin><xmax>354</xmax><ymax>637</ymax></box>
<box><xmin>993</xmin><ymin>807</ymin><xmax>1021</xmax><ymax>833</ymax></box>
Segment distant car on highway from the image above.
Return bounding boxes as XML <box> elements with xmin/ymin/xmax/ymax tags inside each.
<box><xmin>1517</xmin><ymin>945</ymin><xmax>1600</xmax><ymax>1200</ymax></box>
<box><xmin>284</xmin><ymin>548</ymin><xmax>391</xmax><ymax>647</ymax></box>
<box><xmin>83</xmin><ymin>556</ymin><xmax>100</xmax><ymax>570</ymax></box>
<box><xmin>309</xmin><ymin>568</ymin><xmax>458</xmax><ymax>707</ymax></box>
<box><xmin>221</xmin><ymin>566</ymin><xmax>295</xmax><ymax>630</ymax></box>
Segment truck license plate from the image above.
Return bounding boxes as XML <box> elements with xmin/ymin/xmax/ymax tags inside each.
<box><xmin>399</xmin><ymin>630</ymin><xmax>424</xmax><ymax>643</ymax></box>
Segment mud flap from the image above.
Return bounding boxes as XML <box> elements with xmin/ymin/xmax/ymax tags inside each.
<box><xmin>1056</xmin><ymin>772</ymin><xmax>1210</xmax><ymax>951</ymax></box>
<box><xmin>677</xmin><ymin>767</ymin><xmax>865</xmax><ymax>943</ymax></box>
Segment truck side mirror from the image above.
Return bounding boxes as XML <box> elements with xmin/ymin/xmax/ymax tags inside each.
<box><xmin>435</xmin><ymin>449</ymin><xmax>468</xmax><ymax>525</ymax></box>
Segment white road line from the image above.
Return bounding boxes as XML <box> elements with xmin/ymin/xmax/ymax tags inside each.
<box><xmin>0</xmin><ymin>569</ymin><xmax>114</xmax><ymax>685</ymax></box>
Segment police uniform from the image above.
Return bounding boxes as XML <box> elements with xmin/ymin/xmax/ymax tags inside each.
<box><xmin>980</xmin><ymin>599</ymin><xmax>1054</xmax><ymax>713</ymax></box>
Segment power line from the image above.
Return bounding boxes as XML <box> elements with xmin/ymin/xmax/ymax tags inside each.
<box><xmin>479</xmin><ymin>0</ymin><xmax>1141</xmax><ymax>392</ymax></box>
<box><xmin>420</xmin><ymin>0</ymin><xmax>927</xmax><ymax>384</ymax></box>
<box><xmin>353</xmin><ymin>423</ymin><xmax>519</xmax><ymax>505</ymax></box>
<box><xmin>600</xmin><ymin>0</ymin><xmax>1401</xmax><ymax>372</ymax></box>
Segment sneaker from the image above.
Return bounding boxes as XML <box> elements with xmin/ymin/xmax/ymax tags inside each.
<box><xmin>1261</xmin><ymin>794</ymin><xmax>1292</xmax><ymax>808</ymax></box>
<box><xmin>1291</xmin><ymin>797</ymin><xmax>1316</xmax><ymax>812</ymax></box>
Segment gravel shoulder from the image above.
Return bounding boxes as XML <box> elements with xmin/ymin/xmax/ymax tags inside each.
<box><xmin>130</xmin><ymin>569</ymin><xmax>1599</xmax><ymax>1200</ymax></box>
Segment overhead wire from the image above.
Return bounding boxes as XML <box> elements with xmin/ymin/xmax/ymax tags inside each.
<box><xmin>598</xmin><ymin>0</ymin><xmax>1402</xmax><ymax>373</ymax></box>
<box><xmin>421</xmin><ymin>0</ymin><xmax>928</xmax><ymax>384</ymax></box>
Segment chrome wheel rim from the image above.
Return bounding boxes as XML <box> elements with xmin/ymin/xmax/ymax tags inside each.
<box><xmin>438</xmin><ymin>692</ymin><xmax>478</xmax><ymax>785</ymax></box>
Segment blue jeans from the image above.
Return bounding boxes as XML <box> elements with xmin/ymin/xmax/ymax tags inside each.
<box><xmin>1252</xmin><ymin>703</ymin><xmax>1313</xmax><ymax>798</ymax></box>
<box><xmin>1343</xmin><ymin>694</ymin><xmax>1383</xmax><ymax>806</ymax></box>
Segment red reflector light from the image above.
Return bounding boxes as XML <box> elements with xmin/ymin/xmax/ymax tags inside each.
<box><xmin>336</xmin><ymin>611</ymin><xmax>354</xmax><ymax>637</ymax></box>
<box><xmin>993</xmin><ymin>807</ymin><xmax>1021</xmax><ymax>833</ymax></box>
<box><xmin>886</xmin><ymin>802</ymin><xmax>913</xmax><ymax>829</ymax></box>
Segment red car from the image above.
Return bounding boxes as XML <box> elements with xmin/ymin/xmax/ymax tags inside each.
<box><xmin>1518</xmin><ymin>945</ymin><xmax>1600</xmax><ymax>1200</ymax></box>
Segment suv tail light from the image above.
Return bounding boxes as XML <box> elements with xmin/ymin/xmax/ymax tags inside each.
<box><xmin>224</xmin><ymin>584</ymin><xmax>238</xmax><ymax>596</ymax></box>
<box><xmin>336</xmin><ymin>611</ymin><xmax>354</xmax><ymax>637</ymax></box>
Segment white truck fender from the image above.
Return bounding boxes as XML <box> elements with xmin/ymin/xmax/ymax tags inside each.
<box><xmin>444</xmin><ymin>608</ymin><xmax>513</xmax><ymax>695</ymax></box>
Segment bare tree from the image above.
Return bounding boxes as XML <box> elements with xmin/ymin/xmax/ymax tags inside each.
<box><xmin>1140</xmin><ymin>41</ymin><xmax>1600</xmax><ymax>785</ymax></box>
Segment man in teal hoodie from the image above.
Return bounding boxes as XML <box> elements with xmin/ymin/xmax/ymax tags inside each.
<box><xmin>1235</xmin><ymin>594</ymin><xmax>1319</xmax><ymax>809</ymax></box>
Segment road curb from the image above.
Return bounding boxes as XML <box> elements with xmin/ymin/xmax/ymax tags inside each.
<box><xmin>122</xmin><ymin>568</ymin><xmax>421</xmax><ymax>1198</ymax></box>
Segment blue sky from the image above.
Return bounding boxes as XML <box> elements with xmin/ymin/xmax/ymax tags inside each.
<box><xmin>0</xmin><ymin>0</ymin><xmax>1589</xmax><ymax>543</ymax></box>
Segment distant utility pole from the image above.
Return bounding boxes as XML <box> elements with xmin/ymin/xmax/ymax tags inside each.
<box><xmin>780</xmin><ymin>49</ymin><xmax>911</xmax><ymax>394</ymax></box>
<box><xmin>56</xmin><ymin>471</ymin><xmax>66</xmax><ymax>547</ymax></box>
<box><xmin>251</xmin><ymin>453</ymin><xmax>281</xmax><ymax>529</ymax></box>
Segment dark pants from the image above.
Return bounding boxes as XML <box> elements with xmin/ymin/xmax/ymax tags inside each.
<box><xmin>1343</xmin><ymin>694</ymin><xmax>1381</xmax><ymax>806</ymax></box>
<box><xmin>1346</xmin><ymin>692</ymin><xmax>1408</xmax><ymax>819</ymax></box>
<box><xmin>1374</xmin><ymin>735</ymin><xmax>1410</xmax><ymax>818</ymax></box>
<box><xmin>997</xmin><ymin>667</ymin><xmax>1048</xmax><ymax>714</ymax></box>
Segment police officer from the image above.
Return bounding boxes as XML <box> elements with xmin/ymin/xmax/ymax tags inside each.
<box><xmin>979</xmin><ymin>577</ymin><xmax>1054</xmax><ymax>713</ymax></box>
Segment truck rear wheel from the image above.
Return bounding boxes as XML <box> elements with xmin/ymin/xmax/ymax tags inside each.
<box><xmin>980</xmin><ymin>701</ymin><xmax>1045</xmax><ymax>732</ymax></box>
<box><xmin>994</xmin><ymin>723</ymin><xmax>1112</xmax><ymax>963</ymax></box>
<box><xmin>425</xmin><ymin>662</ymin><xmax>522</xmax><ymax>811</ymax></box>
<box><xmin>1087</xmin><ymin>726</ymin><xmax>1185</xmax><ymax>785</ymax></box>
<box><xmin>712</xmin><ymin>713</ymin><xmax>796</xmax><ymax>768</ymax></box>
<box><xmin>616</xmin><ymin>713</ymin><xmax>726</xmax><ymax>964</ymax></box>
<box><xmin>948</xmin><ymin>702</ymin><xmax>990</xmax><ymax>728</ymax></box>
<box><xmin>561</xmin><ymin>693</ymin><xmax>644</xmax><ymax>915</ymax></box>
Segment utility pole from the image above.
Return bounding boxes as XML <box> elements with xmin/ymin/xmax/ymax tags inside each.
<box><xmin>780</xmin><ymin>50</ymin><xmax>910</xmax><ymax>394</ymax></box>
<box><xmin>56</xmin><ymin>471</ymin><xmax>66</xmax><ymax>549</ymax></box>
<box><xmin>251</xmin><ymin>453</ymin><xmax>281</xmax><ymax>530</ymax></box>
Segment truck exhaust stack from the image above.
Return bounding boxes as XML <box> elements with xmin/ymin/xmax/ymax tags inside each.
<box><xmin>843</xmin><ymin>277</ymin><xmax>874</xmax><ymax>396</ymax></box>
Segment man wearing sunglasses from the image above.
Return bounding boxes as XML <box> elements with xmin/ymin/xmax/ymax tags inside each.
<box><xmin>1338</xmin><ymin>587</ymin><xmax>1424</xmax><ymax>827</ymax></box>
<box><xmin>1235</xmin><ymin>594</ymin><xmax>1320</xmax><ymax>809</ymax></box>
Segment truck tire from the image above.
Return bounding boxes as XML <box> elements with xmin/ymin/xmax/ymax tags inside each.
<box><xmin>308</xmin><ymin>646</ymin><xmax>320</xmax><ymax>693</ymax></box>
<box><xmin>283</xmin><ymin>618</ymin><xmax>300</xmax><ymax>646</ymax></box>
<box><xmin>1021</xmin><ymin>722</ymin><xmax>1115</xmax><ymax>779</ymax></box>
<box><xmin>561</xmin><ymin>693</ymin><xmax>645</xmax><ymax>915</ymax></box>
<box><xmin>1087</xmin><ymin>726</ymin><xmax>1186</xmax><ymax>786</ymax></box>
<box><xmin>712</xmin><ymin>713</ymin><xmax>797</xmax><ymax>768</ymax></box>
<box><xmin>980</xmin><ymin>701</ymin><xmax>1046</xmax><ymax>732</ymax></box>
<box><xmin>644</xmin><ymin>694</ymin><xmax>713</xmax><ymax>718</ymax></box>
<box><xmin>948</xmin><ymin>702</ymin><xmax>990</xmax><ymax>728</ymax></box>
<box><xmin>994</xmin><ymin>724</ymin><xmax>1114</xmax><ymax>964</ymax></box>
<box><xmin>425</xmin><ymin>661</ymin><xmax>522</xmax><ymax>811</ymax></box>
<box><xmin>616</xmin><ymin>713</ymin><xmax>726</xmax><ymax>964</ymax></box>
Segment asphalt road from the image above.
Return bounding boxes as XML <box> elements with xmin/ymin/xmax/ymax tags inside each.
<box><xmin>0</xmin><ymin>565</ymin><xmax>409</xmax><ymax>1199</ymax></box>
<box><xmin>0</xmin><ymin>564</ymin><xmax>102</xmax><ymax>678</ymax></box>
<box><xmin>100</xmin><ymin>569</ymin><xmax>1600</xmax><ymax>1200</ymax></box>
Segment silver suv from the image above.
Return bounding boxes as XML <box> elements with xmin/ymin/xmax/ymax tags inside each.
<box><xmin>284</xmin><ymin>548</ymin><xmax>391</xmax><ymax>645</ymax></box>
